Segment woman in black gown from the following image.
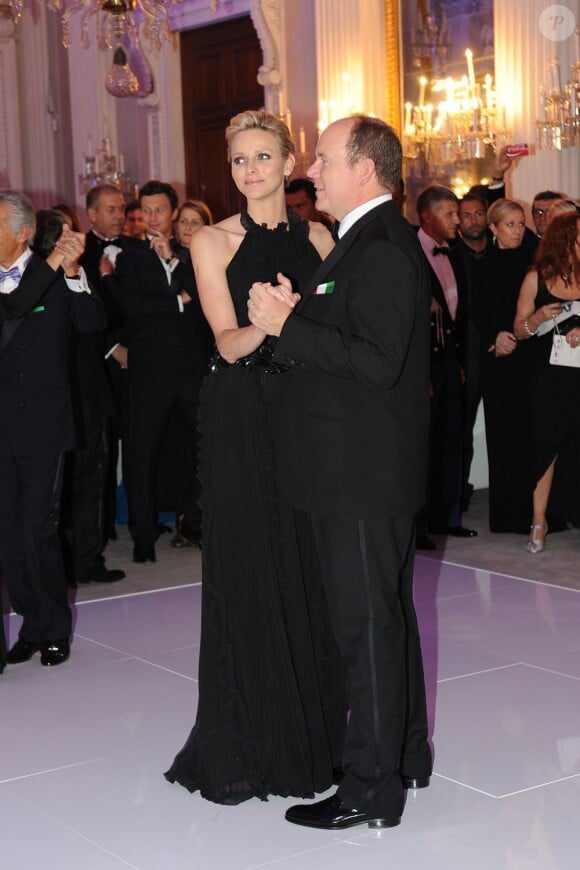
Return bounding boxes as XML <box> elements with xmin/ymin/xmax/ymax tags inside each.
<box><xmin>165</xmin><ymin>110</ymin><xmax>346</xmax><ymax>804</ymax></box>
<box><xmin>471</xmin><ymin>199</ymin><xmax>536</xmax><ymax>533</ymax></box>
<box><xmin>513</xmin><ymin>210</ymin><xmax>580</xmax><ymax>552</ymax></box>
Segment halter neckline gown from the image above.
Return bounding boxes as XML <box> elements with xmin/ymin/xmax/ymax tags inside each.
<box><xmin>165</xmin><ymin>209</ymin><xmax>346</xmax><ymax>804</ymax></box>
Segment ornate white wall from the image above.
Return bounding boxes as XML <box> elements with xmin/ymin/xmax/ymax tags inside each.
<box><xmin>494</xmin><ymin>0</ymin><xmax>579</xmax><ymax>207</ymax></box>
<box><xmin>3</xmin><ymin>1</ymin><xmax>578</xmax><ymax>220</ymax></box>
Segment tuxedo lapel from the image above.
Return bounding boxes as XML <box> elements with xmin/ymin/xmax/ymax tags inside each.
<box><xmin>0</xmin><ymin>255</ymin><xmax>44</xmax><ymax>352</ymax></box>
<box><xmin>0</xmin><ymin>317</ymin><xmax>24</xmax><ymax>353</ymax></box>
<box><xmin>295</xmin><ymin>209</ymin><xmax>375</xmax><ymax>312</ymax></box>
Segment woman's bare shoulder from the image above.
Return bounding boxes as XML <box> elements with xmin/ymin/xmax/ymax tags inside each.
<box><xmin>192</xmin><ymin>215</ymin><xmax>244</xmax><ymax>260</ymax></box>
<box><xmin>308</xmin><ymin>220</ymin><xmax>335</xmax><ymax>258</ymax></box>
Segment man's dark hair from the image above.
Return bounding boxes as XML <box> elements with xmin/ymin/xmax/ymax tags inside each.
<box><xmin>533</xmin><ymin>190</ymin><xmax>565</xmax><ymax>203</ymax></box>
<box><xmin>416</xmin><ymin>185</ymin><xmax>459</xmax><ymax>219</ymax></box>
<box><xmin>460</xmin><ymin>192</ymin><xmax>488</xmax><ymax>211</ymax></box>
<box><xmin>286</xmin><ymin>178</ymin><xmax>317</xmax><ymax>203</ymax></box>
<box><xmin>124</xmin><ymin>199</ymin><xmax>141</xmax><ymax>218</ymax></box>
<box><xmin>139</xmin><ymin>180</ymin><xmax>178</xmax><ymax>211</ymax></box>
<box><xmin>31</xmin><ymin>209</ymin><xmax>65</xmax><ymax>259</ymax></box>
<box><xmin>85</xmin><ymin>183</ymin><xmax>122</xmax><ymax>212</ymax></box>
<box><xmin>345</xmin><ymin>115</ymin><xmax>402</xmax><ymax>190</ymax></box>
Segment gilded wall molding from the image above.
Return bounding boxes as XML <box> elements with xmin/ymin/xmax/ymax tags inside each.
<box><xmin>384</xmin><ymin>0</ymin><xmax>401</xmax><ymax>135</ymax></box>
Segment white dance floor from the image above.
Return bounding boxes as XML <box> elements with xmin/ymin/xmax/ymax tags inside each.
<box><xmin>2</xmin><ymin>555</ymin><xmax>580</xmax><ymax>869</ymax></box>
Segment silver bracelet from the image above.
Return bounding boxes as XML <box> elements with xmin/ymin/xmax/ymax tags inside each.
<box><xmin>522</xmin><ymin>318</ymin><xmax>538</xmax><ymax>337</ymax></box>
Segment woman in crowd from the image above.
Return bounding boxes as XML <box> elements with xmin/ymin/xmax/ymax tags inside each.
<box><xmin>472</xmin><ymin>199</ymin><xmax>537</xmax><ymax>533</ymax></box>
<box><xmin>513</xmin><ymin>211</ymin><xmax>580</xmax><ymax>552</ymax></box>
<box><xmin>175</xmin><ymin>199</ymin><xmax>213</xmax><ymax>249</ymax></box>
<box><xmin>165</xmin><ymin>110</ymin><xmax>345</xmax><ymax>804</ymax></box>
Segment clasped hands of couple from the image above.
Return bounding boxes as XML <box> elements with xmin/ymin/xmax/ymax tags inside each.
<box><xmin>248</xmin><ymin>271</ymin><xmax>300</xmax><ymax>337</ymax></box>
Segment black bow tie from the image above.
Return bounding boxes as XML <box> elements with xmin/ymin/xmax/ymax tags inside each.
<box><xmin>432</xmin><ymin>246</ymin><xmax>450</xmax><ymax>256</ymax></box>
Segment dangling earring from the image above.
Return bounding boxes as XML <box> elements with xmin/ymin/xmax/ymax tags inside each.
<box><xmin>284</xmin><ymin>174</ymin><xmax>290</xmax><ymax>188</ymax></box>
<box><xmin>492</xmin><ymin>234</ymin><xmax>497</xmax><ymax>245</ymax></box>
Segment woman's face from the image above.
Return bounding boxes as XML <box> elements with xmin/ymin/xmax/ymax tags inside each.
<box><xmin>177</xmin><ymin>207</ymin><xmax>205</xmax><ymax>248</ymax></box>
<box><xmin>229</xmin><ymin>128</ymin><xmax>294</xmax><ymax>201</ymax></box>
<box><xmin>491</xmin><ymin>209</ymin><xmax>526</xmax><ymax>249</ymax></box>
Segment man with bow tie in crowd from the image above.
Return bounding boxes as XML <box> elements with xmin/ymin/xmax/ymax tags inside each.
<box><xmin>0</xmin><ymin>189</ymin><xmax>106</xmax><ymax>669</ymax></box>
<box><xmin>415</xmin><ymin>185</ymin><xmax>477</xmax><ymax>548</ymax></box>
<box><xmin>77</xmin><ymin>184</ymin><xmax>143</xmax><ymax>564</ymax></box>
<box><xmin>114</xmin><ymin>180</ymin><xmax>211</xmax><ymax>564</ymax></box>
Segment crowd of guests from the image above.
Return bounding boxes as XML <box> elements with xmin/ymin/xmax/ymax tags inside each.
<box><xmin>1</xmin><ymin>142</ymin><xmax>579</xmax><ymax>679</ymax></box>
<box><xmin>1</xmin><ymin>111</ymin><xmax>579</xmax><ymax>838</ymax></box>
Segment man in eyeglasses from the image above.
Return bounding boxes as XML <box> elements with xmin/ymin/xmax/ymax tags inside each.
<box><xmin>531</xmin><ymin>190</ymin><xmax>566</xmax><ymax>239</ymax></box>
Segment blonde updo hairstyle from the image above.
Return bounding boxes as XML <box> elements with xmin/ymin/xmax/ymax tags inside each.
<box><xmin>487</xmin><ymin>198</ymin><xmax>525</xmax><ymax>228</ymax></box>
<box><xmin>225</xmin><ymin>109</ymin><xmax>295</xmax><ymax>162</ymax></box>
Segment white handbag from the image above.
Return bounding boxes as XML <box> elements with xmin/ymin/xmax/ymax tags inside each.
<box><xmin>549</xmin><ymin>323</ymin><xmax>580</xmax><ymax>368</ymax></box>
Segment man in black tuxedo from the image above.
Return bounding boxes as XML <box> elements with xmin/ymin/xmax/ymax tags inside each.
<box><xmin>53</xmin><ymin>187</ymin><xmax>128</xmax><ymax>586</ymax></box>
<box><xmin>115</xmin><ymin>180</ymin><xmax>212</xmax><ymax>563</ymax></box>
<box><xmin>416</xmin><ymin>185</ymin><xmax>477</xmax><ymax>545</ymax></box>
<box><xmin>249</xmin><ymin>116</ymin><xmax>432</xmax><ymax>829</ymax></box>
<box><xmin>81</xmin><ymin>183</ymin><xmax>138</xmax><ymax>547</ymax></box>
<box><xmin>0</xmin><ymin>190</ymin><xmax>106</xmax><ymax>667</ymax></box>
<box><xmin>1</xmin><ymin>201</ymin><xmax>70</xmax><ymax>673</ymax></box>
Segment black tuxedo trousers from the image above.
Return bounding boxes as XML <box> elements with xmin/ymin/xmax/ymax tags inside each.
<box><xmin>296</xmin><ymin>510</ymin><xmax>430</xmax><ymax>819</ymax></box>
<box><xmin>0</xmin><ymin>452</ymin><xmax>71</xmax><ymax>642</ymax></box>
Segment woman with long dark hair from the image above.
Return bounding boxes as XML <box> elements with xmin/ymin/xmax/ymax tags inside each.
<box><xmin>513</xmin><ymin>211</ymin><xmax>580</xmax><ymax>552</ymax></box>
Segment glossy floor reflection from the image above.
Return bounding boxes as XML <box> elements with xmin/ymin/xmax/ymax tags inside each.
<box><xmin>2</xmin><ymin>555</ymin><xmax>580</xmax><ymax>869</ymax></box>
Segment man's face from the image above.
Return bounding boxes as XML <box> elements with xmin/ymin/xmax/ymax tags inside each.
<box><xmin>88</xmin><ymin>191</ymin><xmax>125</xmax><ymax>239</ymax></box>
<box><xmin>426</xmin><ymin>200</ymin><xmax>460</xmax><ymax>243</ymax></box>
<box><xmin>285</xmin><ymin>190</ymin><xmax>318</xmax><ymax>222</ymax></box>
<box><xmin>532</xmin><ymin>198</ymin><xmax>560</xmax><ymax>237</ymax></box>
<box><xmin>124</xmin><ymin>208</ymin><xmax>146</xmax><ymax>239</ymax></box>
<box><xmin>459</xmin><ymin>199</ymin><xmax>487</xmax><ymax>242</ymax></box>
<box><xmin>308</xmin><ymin>119</ymin><xmax>357</xmax><ymax>222</ymax></box>
<box><xmin>0</xmin><ymin>203</ymin><xmax>28</xmax><ymax>268</ymax></box>
<box><xmin>140</xmin><ymin>193</ymin><xmax>177</xmax><ymax>238</ymax></box>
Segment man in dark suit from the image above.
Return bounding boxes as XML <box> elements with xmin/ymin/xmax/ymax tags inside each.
<box><xmin>81</xmin><ymin>183</ymin><xmax>137</xmax><ymax>547</ymax></box>
<box><xmin>53</xmin><ymin>186</ymin><xmax>128</xmax><ymax>586</ymax></box>
<box><xmin>115</xmin><ymin>180</ymin><xmax>212</xmax><ymax>563</ymax></box>
<box><xmin>249</xmin><ymin>116</ymin><xmax>432</xmax><ymax>829</ymax></box>
<box><xmin>416</xmin><ymin>185</ymin><xmax>477</xmax><ymax>545</ymax></box>
<box><xmin>0</xmin><ymin>190</ymin><xmax>106</xmax><ymax>667</ymax></box>
<box><xmin>1</xmin><ymin>202</ymin><xmax>69</xmax><ymax>673</ymax></box>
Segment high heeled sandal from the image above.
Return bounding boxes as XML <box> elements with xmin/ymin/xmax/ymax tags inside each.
<box><xmin>525</xmin><ymin>522</ymin><xmax>547</xmax><ymax>554</ymax></box>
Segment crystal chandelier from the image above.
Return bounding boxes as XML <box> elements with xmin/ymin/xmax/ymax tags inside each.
<box><xmin>50</xmin><ymin>0</ymin><xmax>183</xmax><ymax>52</ymax></box>
<box><xmin>8</xmin><ymin>1</ymin><xmax>184</xmax><ymax>97</ymax></box>
<box><xmin>536</xmin><ymin>40</ymin><xmax>580</xmax><ymax>151</ymax></box>
<box><xmin>403</xmin><ymin>49</ymin><xmax>509</xmax><ymax>191</ymax></box>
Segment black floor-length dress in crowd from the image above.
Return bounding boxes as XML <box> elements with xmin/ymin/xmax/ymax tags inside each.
<box><xmin>165</xmin><ymin>211</ymin><xmax>346</xmax><ymax>804</ymax></box>
<box><xmin>529</xmin><ymin>281</ymin><xmax>580</xmax><ymax>527</ymax></box>
<box><xmin>472</xmin><ymin>245</ymin><xmax>536</xmax><ymax>533</ymax></box>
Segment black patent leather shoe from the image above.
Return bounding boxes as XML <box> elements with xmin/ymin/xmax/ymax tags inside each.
<box><xmin>77</xmin><ymin>568</ymin><xmax>126</xmax><ymax>584</ymax></box>
<box><xmin>402</xmin><ymin>775</ymin><xmax>430</xmax><ymax>789</ymax></box>
<box><xmin>6</xmin><ymin>637</ymin><xmax>41</xmax><ymax>664</ymax></box>
<box><xmin>40</xmin><ymin>638</ymin><xmax>70</xmax><ymax>667</ymax></box>
<box><xmin>133</xmin><ymin>544</ymin><xmax>156</xmax><ymax>563</ymax></box>
<box><xmin>446</xmin><ymin>526</ymin><xmax>477</xmax><ymax>538</ymax></box>
<box><xmin>431</xmin><ymin>525</ymin><xmax>478</xmax><ymax>538</ymax></box>
<box><xmin>284</xmin><ymin>794</ymin><xmax>400</xmax><ymax>830</ymax></box>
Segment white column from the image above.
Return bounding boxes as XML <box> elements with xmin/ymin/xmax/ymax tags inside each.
<box><xmin>138</xmin><ymin>31</ymin><xmax>185</xmax><ymax>198</ymax></box>
<box><xmin>15</xmin><ymin>4</ymin><xmax>60</xmax><ymax>204</ymax></box>
<box><xmin>494</xmin><ymin>0</ymin><xmax>579</xmax><ymax>207</ymax></box>
<box><xmin>315</xmin><ymin>0</ymin><xmax>386</xmax><ymax>130</ymax></box>
<box><xmin>0</xmin><ymin>9</ymin><xmax>23</xmax><ymax>189</ymax></box>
